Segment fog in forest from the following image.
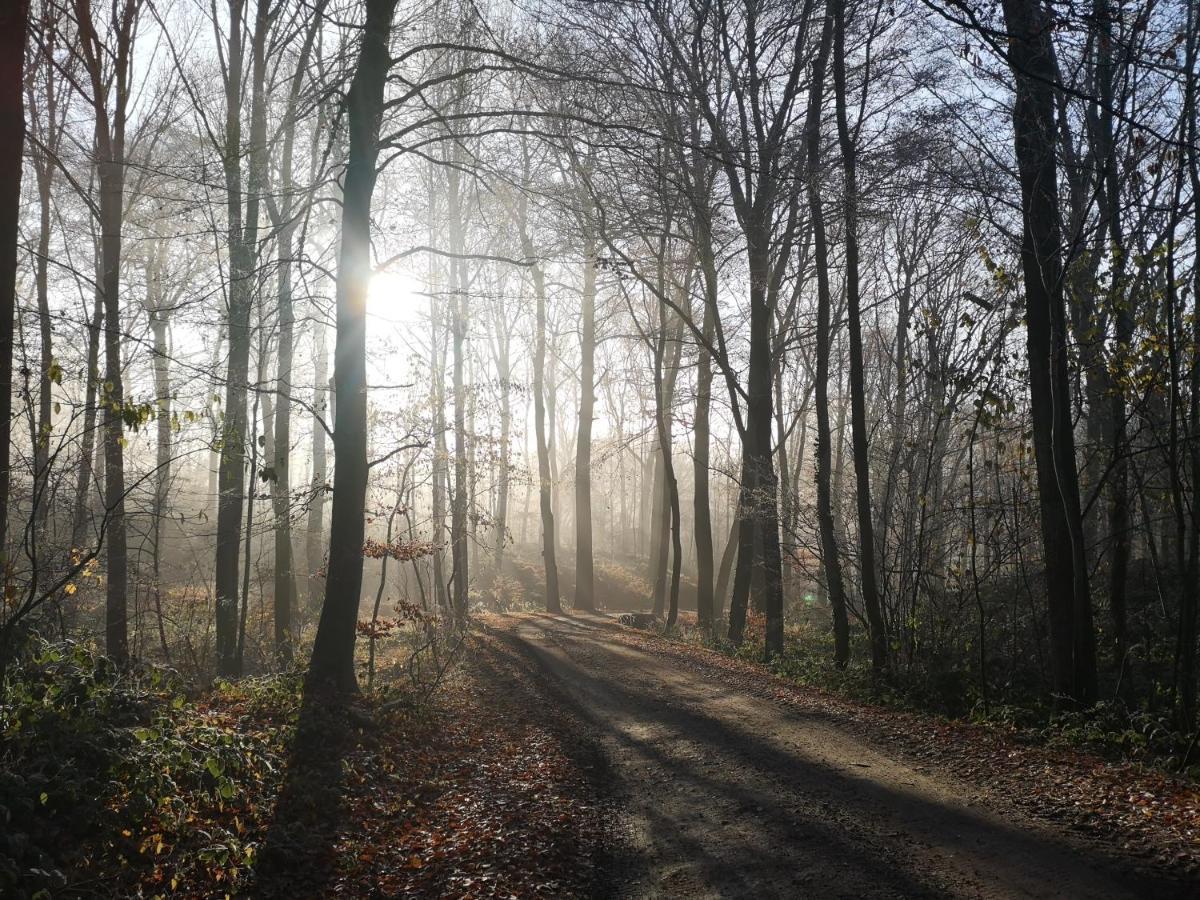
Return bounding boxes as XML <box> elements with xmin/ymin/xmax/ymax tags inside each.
<box><xmin>2</xmin><ymin>0</ymin><xmax>1200</xmax><ymax>896</ymax></box>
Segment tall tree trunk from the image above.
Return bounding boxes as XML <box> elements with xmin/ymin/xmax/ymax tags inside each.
<box><xmin>651</xmin><ymin>308</ymin><xmax>684</xmax><ymax>627</ymax></box>
<box><xmin>215</xmin><ymin>0</ymin><xmax>270</xmax><ymax>678</ymax></box>
<box><xmin>268</xmin><ymin>0</ymin><xmax>320</xmax><ymax>663</ymax></box>
<box><xmin>1180</xmin><ymin>3</ymin><xmax>1200</xmax><ymax>728</ymax></box>
<box><xmin>1092</xmin><ymin>0</ymin><xmax>1132</xmax><ymax>671</ymax></box>
<box><xmin>832</xmin><ymin>0</ymin><xmax>886</xmax><ymax>672</ymax></box>
<box><xmin>151</xmin><ymin>305</ymin><xmax>171</xmax><ymax>661</ymax></box>
<box><xmin>652</xmin><ymin>308</ymin><xmax>685</xmax><ymax>616</ymax></box>
<box><xmin>98</xmin><ymin>103</ymin><xmax>130</xmax><ymax>667</ymax></box>
<box><xmin>729</xmin><ymin>241</ymin><xmax>785</xmax><ymax>659</ymax></box>
<box><xmin>428</xmin><ymin>246</ymin><xmax>450</xmax><ymax>617</ymax></box>
<box><xmin>514</xmin><ymin>159</ymin><xmax>561</xmax><ymax>613</ymax></box>
<box><xmin>31</xmin><ymin>97</ymin><xmax>56</xmax><ymax>542</ymax></box>
<box><xmin>574</xmin><ymin>226</ymin><xmax>597</xmax><ymax>611</ymax></box>
<box><xmin>0</xmin><ymin>0</ymin><xmax>28</xmax><ymax>558</ymax></box>
<box><xmin>806</xmin><ymin>8</ymin><xmax>849</xmax><ymax>666</ymax></box>
<box><xmin>1002</xmin><ymin>0</ymin><xmax>1097</xmax><ymax>704</ymax></box>
<box><xmin>77</xmin><ymin>0</ymin><xmax>137</xmax><ymax>665</ymax></box>
<box><xmin>446</xmin><ymin>166</ymin><xmax>470</xmax><ymax>624</ymax></box>
<box><xmin>693</xmin><ymin>264</ymin><xmax>716</xmax><ymax>628</ymax></box>
<box><xmin>271</xmin><ymin>228</ymin><xmax>297</xmax><ymax>662</ymax></box>
<box><xmin>307</xmin><ymin>0</ymin><xmax>398</xmax><ymax>694</ymax></box>
<box><xmin>531</xmin><ymin>255</ymin><xmax>561</xmax><ymax>612</ymax></box>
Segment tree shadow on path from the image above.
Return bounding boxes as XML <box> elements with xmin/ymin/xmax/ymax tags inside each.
<box><xmin>252</xmin><ymin>690</ymin><xmax>354</xmax><ymax>898</ymax></box>
<box><xmin>491</xmin><ymin>612</ymin><xmax>1190</xmax><ymax>899</ymax></box>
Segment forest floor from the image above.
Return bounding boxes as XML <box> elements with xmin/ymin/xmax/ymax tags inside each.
<box><xmin>478</xmin><ymin>611</ymin><xmax>1200</xmax><ymax>899</ymax></box>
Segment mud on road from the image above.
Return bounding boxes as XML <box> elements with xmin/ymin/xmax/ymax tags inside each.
<box><xmin>477</xmin><ymin>612</ymin><xmax>1192</xmax><ymax>900</ymax></box>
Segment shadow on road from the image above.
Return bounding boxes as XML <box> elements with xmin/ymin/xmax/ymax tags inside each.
<box><xmin>483</xmin><ymin>613</ymin><xmax>1182</xmax><ymax>899</ymax></box>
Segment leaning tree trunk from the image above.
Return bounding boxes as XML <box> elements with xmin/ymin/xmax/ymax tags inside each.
<box><xmin>306</xmin><ymin>0</ymin><xmax>398</xmax><ymax>694</ymax></box>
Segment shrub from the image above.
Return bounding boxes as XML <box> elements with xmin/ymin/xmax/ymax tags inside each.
<box><xmin>0</xmin><ymin>640</ymin><xmax>296</xmax><ymax>897</ymax></box>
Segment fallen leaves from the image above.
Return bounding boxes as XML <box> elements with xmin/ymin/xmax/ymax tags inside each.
<box><xmin>311</xmin><ymin>632</ymin><xmax>606</xmax><ymax>898</ymax></box>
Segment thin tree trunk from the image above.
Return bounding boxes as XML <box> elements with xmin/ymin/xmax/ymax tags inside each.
<box><xmin>693</xmin><ymin>266</ymin><xmax>716</xmax><ymax>628</ymax></box>
<box><xmin>532</xmin><ymin>255</ymin><xmax>561</xmax><ymax>612</ymax></box>
<box><xmin>306</xmin><ymin>317</ymin><xmax>328</xmax><ymax>612</ymax></box>
<box><xmin>446</xmin><ymin>165</ymin><xmax>470</xmax><ymax>624</ymax></box>
<box><xmin>151</xmin><ymin>308</ymin><xmax>171</xmax><ymax>662</ymax></box>
<box><xmin>71</xmin><ymin>288</ymin><xmax>104</xmax><ymax>551</ymax></box>
<box><xmin>832</xmin><ymin>0</ymin><xmax>886</xmax><ymax>673</ymax></box>
<box><xmin>77</xmin><ymin>0</ymin><xmax>137</xmax><ymax>665</ymax></box>
<box><xmin>492</xmin><ymin>314</ymin><xmax>511</xmax><ymax>577</ymax></box>
<box><xmin>574</xmin><ymin>226</ymin><xmax>597</xmax><ymax>611</ymax></box>
<box><xmin>215</xmin><ymin>0</ymin><xmax>270</xmax><ymax>678</ymax></box>
<box><xmin>806</xmin><ymin>8</ymin><xmax>849</xmax><ymax>666</ymax></box>
<box><xmin>0</xmin><ymin>0</ymin><xmax>28</xmax><ymax>561</ymax></box>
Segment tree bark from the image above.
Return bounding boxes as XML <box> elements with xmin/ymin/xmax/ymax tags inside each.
<box><xmin>446</xmin><ymin>164</ymin><xmax>470</xmax><ymax>624</ymax></box>
<box><xmin>1001</xmin><ymin>0</ymin><xmax>1097</xmax><ymax>703</ymax></box>
<box><xmin>307</xmin><ymin>0</ymin><xmax>398</xmax><ymax>694</ymax></box>
<box><xmin>531</xmin><ymin>253</ymin><xmax>561</xmax><ymax>613</ymax></box>
<box><xmin>306</xmin><ymin>318</ymin><xmax>329</xmax><ymax>612</ymax></box>
<box><xmin>77</xmin><ymin>0</ymin><xmax>137</xmax><ymax>665</ymax></box>
<box><xmin>574</xmin><ymin>225</ymin><xmax>597</xmax><ymax>611</ymax></box>
<box><xmin>0</xmin><ymin>0</ymin><xmax>28</xmax><ymax>560</ymax></box>
<box><xmin>692</xmin><ymin>262</ymin><xmax>717</xmax><ymax>628</ymax></box>
<box><xmin>832</xmin><ymin>0</ymin><xmax>886</xmax><ymax>673</ymax></box>
<box><xmin>215</xmin><ymin>0</ymin><xmax>270</xmax><ymax>678</ymax></box>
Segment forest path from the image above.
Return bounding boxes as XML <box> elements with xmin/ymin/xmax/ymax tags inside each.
<box><xmin>480</xmin><ymin>612</ymin><xmax>1177</xmax><ymax>900</ymax></box>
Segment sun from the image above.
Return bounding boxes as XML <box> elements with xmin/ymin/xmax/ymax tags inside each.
<box><xmin>366</xmin><ymin>269</ymin><xmax>426</xmax><ymax>325</ymax></box>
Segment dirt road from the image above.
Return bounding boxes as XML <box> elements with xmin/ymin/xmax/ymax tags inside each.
<box><xmin>480</xmin><ymin>613</ymin><xmax>1189</xmax><ymax>899</ymax></box>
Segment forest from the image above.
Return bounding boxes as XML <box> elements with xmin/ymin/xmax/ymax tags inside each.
<box><xmin>1</xmin><ymin>0</ymin><xmax>1200</xmax><ymax>896</ymax></box>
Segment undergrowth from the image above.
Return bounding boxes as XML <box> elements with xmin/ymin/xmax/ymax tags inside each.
<box><xmin>0</xmin><ymin>639</ymin><xmax>301</xmax><ymax>898</ymax></box>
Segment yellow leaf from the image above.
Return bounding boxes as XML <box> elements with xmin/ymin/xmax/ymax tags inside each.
<box><xmin>64</xmin><ymin>583</ymin><xmax>77</xmax><ymax>596</ymax></box>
